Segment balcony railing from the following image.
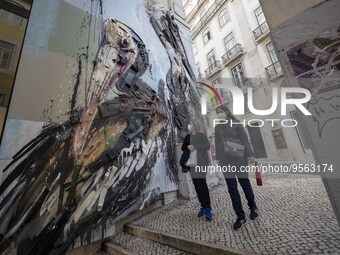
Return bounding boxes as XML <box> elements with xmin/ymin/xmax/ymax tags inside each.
<box><xmin>205</xmin><ymin>60</ymin><xmax>222</xmax><ymax>78</ymax></box>
<box><xmin>265</xmin><ymin>61</ymin><xmax>282</xmax><ymax>80</ymax></box>
<box><xmin>222</xmin><ymin>44</ymin><xmax>244</xmax><ymax>65</ymax></box>
<box><xmin>190</xmin><ymin>0</ymin><xmax>225</xmax><ymax>38</ymax></box>
<box><xmin>253</xmin><ymin>21</ymin><xmax>270</xmax><ymax>41</ymax></box>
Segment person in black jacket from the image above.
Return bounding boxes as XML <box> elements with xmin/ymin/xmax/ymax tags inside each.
<box><xmin>215</xmin><ymin>105</ymin><xmax>259</xmax><ymax>230</ymax></box>
<box><xmin>181</xmin><ymin>120</ymin><xmax>213</xmax><ymax>220</ymax></box>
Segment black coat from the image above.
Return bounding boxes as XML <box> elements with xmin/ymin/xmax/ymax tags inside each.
<box><xmin>215</xmin><ymin>118</ymin><xmax>254</xmax><ymax>162</ymax></box>
<box><xmin>180</xmin><ymin>132</ymin><xmax>210</xmax><ymax>170</ymax></box>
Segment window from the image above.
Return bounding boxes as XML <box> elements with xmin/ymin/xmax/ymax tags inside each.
<box><xmin>266</xmin><ymin>42</ymin><xmax>282</xmax><ymax>75</ymax></box>
<box><xmin>254</xmin><ymin>6</ymin><xmax>265</xmax><ymax>25</ymax></box>
<box><xmin>224</xmin><ymin>32</ymin><xmax>236</xmax><ymax>51</ymax></box>
<box><xmin>0</xmin><ymin>9</ymin><xmax>22</xmax><ymax>26</ymax></box>
<box><xmin>203</xmin><ymin>27</ymin><xmax>211</xmax><ymax>44</ymax></box>
<box><xmin>266</xmin><ymin>42</ymin><xmax>278</xmax><ymax>63</ymax></box>
<box><xmin>231</xmin><ymin>63</ymin><xmax>246</xmax><ymax>88</ymax></box>
<box><xmin>193</xmin><ymin>42</ymin><xmax>197</xmax><ymax>55</ymax></box>
<box><xmin>0</xmin><ymin>6</ymin><xmax>31</xmax><ymax>143</ymax></box>
<box><xmin>218</xmin><ymin>9</ymin><xmax>229</xmax><ymax>27</ymax></box>
<box><xmin>207</xmin><ymin>50</ymin><xmax>216</xmax><ymax>67</ymax></box>
<box><xmin>196</xmin><ymin>62</ymin><xmax>202</xmax><ymax>78</ymax></box>
<box><xmin>0</xmin><ymin>40</ymin><xmax>15</xmax><ymax>70</ymax></box>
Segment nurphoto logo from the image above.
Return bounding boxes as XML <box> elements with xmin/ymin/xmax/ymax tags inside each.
<box><xmin>199</xmin><ymin>80</ymin><xmax>312</xmax><ymax>128</ymax></box>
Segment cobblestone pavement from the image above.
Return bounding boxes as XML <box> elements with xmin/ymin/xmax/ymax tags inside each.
<box><xmin>112</xmin><ymin>232</ymin><xmax>193</xmax><ymax>255</ymax></box>
<box><xmin>132</xmin><ymin>174</ymin><xmax>340</xmax><ymax>255</ymax></box>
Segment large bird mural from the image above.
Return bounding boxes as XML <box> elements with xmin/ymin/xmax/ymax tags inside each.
<box><xmin>0</xmin><ymin>2</ymin><xmax>203</xmax><ymax>255</ymax></box>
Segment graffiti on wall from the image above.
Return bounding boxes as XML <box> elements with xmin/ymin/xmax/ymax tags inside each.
<box><xmin>287</xmin><ymin>26</ymin><xmax>340</xmax><ymax>96</ymax></box>
<box><xmin>306</xmin><ymin>94</ymin><xmax>340</xmax><ymax>137</ymax></box>
<box><xmin>0</xmin><ymin>1</ymin><xmax>202</xmax><ymax>254</ymax></box>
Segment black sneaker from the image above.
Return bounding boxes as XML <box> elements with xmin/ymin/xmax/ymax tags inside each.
<box><xmin>233</xmin><ymin>218</ymin><xmax>247</xmax><ymax>230</ymax></box>
<box><xmin>250</xmin><ymin>208</ymin><xmax>259</xmax><ymax>220</ymax></box>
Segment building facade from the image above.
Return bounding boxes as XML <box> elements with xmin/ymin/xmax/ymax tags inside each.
<box><xmin>0</xmin><ymin>0</ymin><xmax>30</xmax><ymax>138</ymax></box>
<box><xmin>259</xmin><ymin>0</ymin><xmax>340</xmax><ymax>224</ymax></box>
<box><xmin>183</xmin><ymin>0</ymin><xmax>314</xmax><ymax>163</ymax></box>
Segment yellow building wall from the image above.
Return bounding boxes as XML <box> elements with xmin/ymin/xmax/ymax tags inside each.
<box><xmin>0</xmin><ymin>19</ymin><xmax>27</xmax><ymax>108</ymax></box>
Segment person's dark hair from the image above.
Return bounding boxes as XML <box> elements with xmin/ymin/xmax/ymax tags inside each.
<box><xmin>216</xmin><ymin>105</ymin><xmax>236</xmax><ymax>119</ymax></box>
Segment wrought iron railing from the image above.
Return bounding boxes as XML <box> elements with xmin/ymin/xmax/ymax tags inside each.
<box><xmin>204</xmin><ymin>60</ymin><xmax>222</xmax><ymax>77</ymax></box>
<box><xmin>222</xmin><ymin>44</ymin><xmax>243</xmax><ymax>64</ymax></box>
<box><xmin>253</xmin><ymin>21</ymin><xmax>269</xmax><ymax>41</ymax></box>
<box><xmin>265</xmin><ymin>61</ymin><xmax>282</xmax><ymax>79</ymax></box>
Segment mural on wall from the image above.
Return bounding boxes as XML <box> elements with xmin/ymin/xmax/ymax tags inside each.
<box><xmin>0</xmin><ymin>0</ymin><xmax>203</xmax><ymax>254</ymax></box>
<box><xmin>286</xmin><ymin>26</ymin><xmax>340</xmax><ymax>138</ymax></box>
<box><xmin>287</xmin><ymin>26</ymin><xmax>340</xmax><ymax>96</ymax></box>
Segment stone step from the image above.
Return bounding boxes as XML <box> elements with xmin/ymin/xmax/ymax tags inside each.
<box><xmin>103</xmin><ymin>239</ymin><xmax>137</xmax><ymax>255</ymax></box>
<box><xmin>125</xmin><ymin>224</ymin><xmax>256</xmax><ymax>255</ymax></box>
<box><xmin>105</xmin><ymin>232</ymin><xmax>193</xmax><ymax>255</ymax></box>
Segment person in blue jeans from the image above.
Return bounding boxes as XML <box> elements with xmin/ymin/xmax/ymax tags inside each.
<box><xmin>215</xmin><ymin>105</ymin><xmax>259</xmax><ymax>230</ymax></box>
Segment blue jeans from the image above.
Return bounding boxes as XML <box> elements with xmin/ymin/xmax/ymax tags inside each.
<box><xmin>226</xmin><ymin>173</ymin><xmax>257</xmax><ymax>219</ymax></box>
<box><xmin>222</xmin><ymin>157</ymin><xmax>257</xmax><ymax>219</ymax></box>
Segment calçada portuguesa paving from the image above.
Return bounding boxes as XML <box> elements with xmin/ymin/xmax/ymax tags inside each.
<box><xmin>123</xmin><ymin>173</ymin><xmax>340</xmax><ymax>255</ymax></box>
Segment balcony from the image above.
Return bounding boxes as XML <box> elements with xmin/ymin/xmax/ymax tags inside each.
<box><xmin>253</xmin><ymin>21</ymin><xmax>270</xmax><ymax>42</ymax></box>
<box><xmin>222</xmin><ymin>44</ymin><xmax>245</xmax><ymax>66</ymax></box>
<box><xmin>265</xmin><ymin>61</ymin><xmax>283</xmax><ymax>80</ymax></box>
<box><xmin>190</xmin><ymin>0</ymin><xmax>225</xmax><ymax>38</ymax></box>
<box><xmin>204</xmin><ymin>61</ymin><xmax>222</xmax><ymax>78</ymax></box>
